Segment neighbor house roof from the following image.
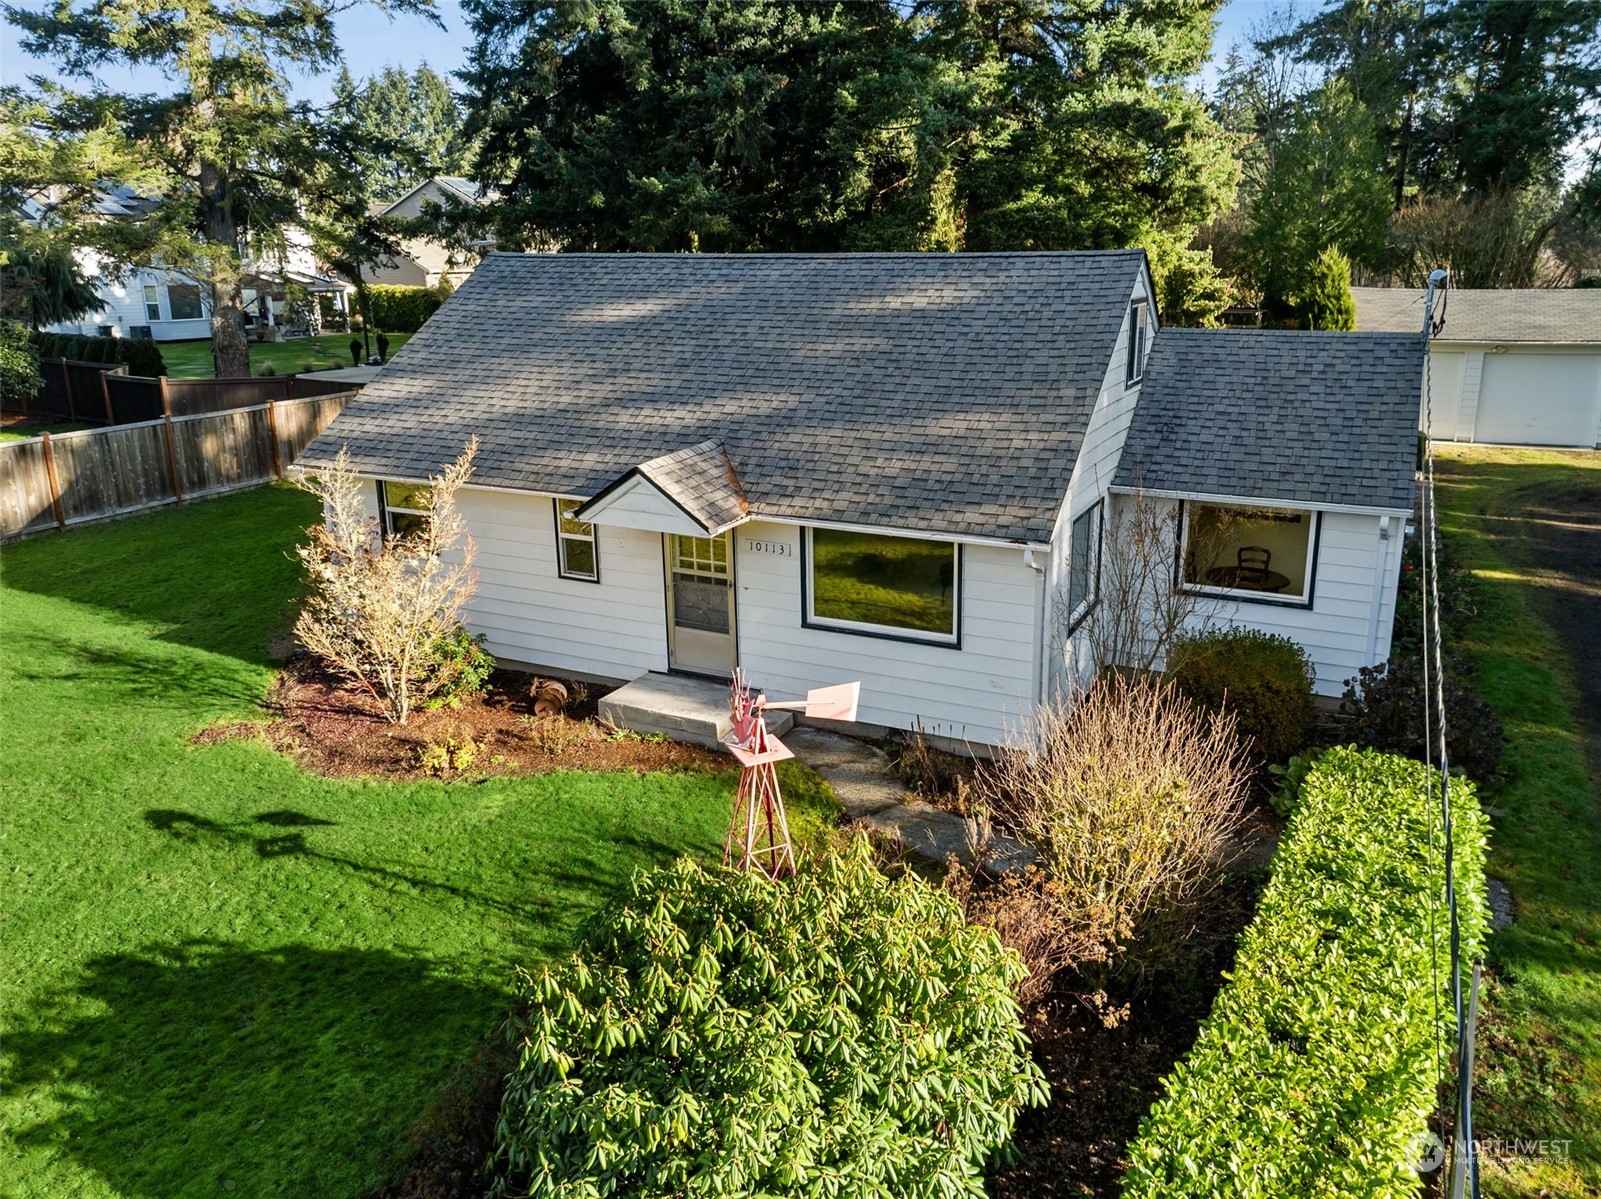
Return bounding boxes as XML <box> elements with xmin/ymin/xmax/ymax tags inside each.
<box><xmin>1353</xmin><ymin>286</ymin><xmax>1601</xmax><ymax>344</ymax></box>
<box><xmin>1113</xmin><ymin>329</ymin><xmax>1423</xmax><ymax>513</ymax></box>
<box><xmin>299</xmin><ymin>250</ymin><xmax>1151</xmax><ymax>543</ymax></box>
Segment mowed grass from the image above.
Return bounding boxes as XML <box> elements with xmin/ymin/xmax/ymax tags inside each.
<box><xmin>1433</xmin><ymin>446</ymin><xmax>1601</xmax><ymax>1197</ymax></box>
<box><xmin>0</xmin><ymin>485</ymin><xmax>834</xmax><ymax>1199</ymax></box>
<box><xmin>159</xmin><ymin>332</ymin><xmax>412</xmax><ymax>379</ymax></box>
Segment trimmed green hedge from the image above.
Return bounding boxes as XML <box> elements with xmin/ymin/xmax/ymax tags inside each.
<box><xmin>363</xmin><ymin>285</ymin><xmax>442</xmax><ymax>334</ymax></box>
<box><xmin>1122</xmin><ymin>746</ymin><xmax>1489</xmax><ymax>1198</ymax></box>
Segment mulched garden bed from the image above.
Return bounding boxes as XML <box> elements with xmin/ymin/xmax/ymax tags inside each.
<box><xmin>196</xmin><ymin>656</ymin><xmax>728</xmax><ymax>780</ymax></box>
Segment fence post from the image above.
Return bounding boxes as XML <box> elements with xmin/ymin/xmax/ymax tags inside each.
<box><xmin>40</xmin><ymin>431</ymin><xmax>66</xmax><ymax>529</ymax></box>
<box><xmin>266</xmin><ymin>397</ymin><xmax>284</xmax><ymax>480</ymax></box>
<box><xmin>159</xmin><ymin>377</ymin><xmax>184</xmax><ymax>506</ymax></box>
<box><xmin>100</xmin><ymin>370</ymin><xmax>115</xmax><ymax>425</ymax></box>
<box><xmin>61</xmin><ymin>358</ymin><xmax>76</xmax><ymax>421</ymax></box>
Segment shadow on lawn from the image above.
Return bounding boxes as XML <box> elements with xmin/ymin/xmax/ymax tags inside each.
<box><xmin>5</xmin><ymin>939</ymin><xmax>504</xmax><ymax>1199</ymax></box>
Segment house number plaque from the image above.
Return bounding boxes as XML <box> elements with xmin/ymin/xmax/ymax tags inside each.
<box><xmin>744</xmin><ymin>539</ymin><xmax>792</xmax><ymax>557</ymax></box>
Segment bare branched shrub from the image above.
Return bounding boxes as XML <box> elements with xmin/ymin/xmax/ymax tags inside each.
<box><xmin>947</xmin><ymin>861</ymin><xmax>1111</xmax><ymax>1011</ymax></box>
<box><xmin>294</xmin><ymin>440</ymin><xmax>480</xmax><ymax>724</ymax></box>
<box><xmin>1076</xmin><ymin>489</ymin><xmax>1229</xmax><ymax>678</ymax></box>
<box><xmin>979</xmin><ymin>675</ymin><xmax>1251</xmax><ymax>980</ymax></box>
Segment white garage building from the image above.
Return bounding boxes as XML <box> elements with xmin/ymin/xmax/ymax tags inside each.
<box><xmin>1354</xmin><ymin>287</ymin><xmax>1601</xmax><ymax>449</ymax></box>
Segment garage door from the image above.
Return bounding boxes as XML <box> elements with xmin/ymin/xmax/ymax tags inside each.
<box><xmin>1474</xmin><ymin>353</ymin><xmax>1601</xmax><ymax>448</ymax></box>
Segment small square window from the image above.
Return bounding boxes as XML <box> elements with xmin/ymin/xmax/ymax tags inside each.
<box><xmin>167</xmin><ymin>283</ymin><xmax>202</xmax><ymax>321</ymax></box>
<box><xmin>555</xmin><ymin>499</ymin><xmax>599</xmax><ymax>581</ymax></box>
<box><xmin>1126</xmin><ymin>301</ymin><xmax>1149</xmax><ymax>386</ymax></box>
<box><xmin>377</xmin><ymin>480</ymin><xmax>430</xmax><ymax>538</ymax></box>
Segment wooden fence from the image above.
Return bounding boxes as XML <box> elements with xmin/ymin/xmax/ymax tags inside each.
<box><xmin>7</xmin><ymin>359</ymin><xmax>357</xmax><ymax>425</ymax></box>
<box><xmin>0</xmin><ymin>392</ymin><xmax>352</xmax><ymax>540</ymax></box>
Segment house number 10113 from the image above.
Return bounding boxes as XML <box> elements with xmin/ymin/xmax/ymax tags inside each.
<box><xmin>745</xmin><ymin>539</ymin><xmax>792</xmax><ymax>557</ymax></box>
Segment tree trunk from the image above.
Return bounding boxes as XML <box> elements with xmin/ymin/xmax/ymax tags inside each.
<box><xmin>199</xmin><ymin>158</ymin><xmax>251</xmax><ymax>378</ymax></box>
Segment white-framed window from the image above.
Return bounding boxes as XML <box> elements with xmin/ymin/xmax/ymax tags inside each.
<box><xmin>167</xmin><ymin>283</ymin><xmax>203</xmax><ymax>321</ymax></box>
<box><xmin>1179</xmin><ymin>501</ymin><xmax>1318</xmax><ymax>605</ymax></box>
<box><xmin>142</xmin><ymin>285</ymin><xmax>161</xmax><ymax>322</ymax></box>
<box><xmin>554</xmin><ymin>499</ymin><xmax>599</xmax><ymax>581</ymax></box>
<box><xmin>1066</xmin><ymin>501</ymin><xmax>1102</xmax><ymax>629</ymax></box>
<box><xmin>377</xmin><ymin>480</ymin><xmax>431</xmax><ymax>538</ymax></box>
<box><xmin>1126</xmin><ymin>300</ymin><xmax>1149</xmax><ymax>386</ymax></box>
<box><xmin>804</xmin><ymin>527</ymin><xmax>959</xmax><ymax>645</ymax></box>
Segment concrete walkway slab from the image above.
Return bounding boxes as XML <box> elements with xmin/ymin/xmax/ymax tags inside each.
<box><xmin>599</xmin><ymin>672</ymin><xmax>791</xmax><ymax>750</ymax></box>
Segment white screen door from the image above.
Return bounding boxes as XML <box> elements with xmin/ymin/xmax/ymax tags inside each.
<box><xmin>666</xmin><ymin>532</ymin><xmax>736</xmax><ymax>676</ymax></box>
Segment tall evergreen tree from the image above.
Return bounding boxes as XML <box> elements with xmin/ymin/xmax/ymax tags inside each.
<box><xmin>331</xmin><ymin>64</ymin><xmax>469</xmax><ymax>205</ymax></box>
<box><xmin>460</xmin><ymin>0</ymin><xmax>1239</xmax><ymax>322</ymax></box>
<box><xmin>4</xmin><ymin>0</ymin><xmax>438</xmax><ymax>377</ymax></box>
<box><xmin>1300</xmin><ymin>245</ymin><xmax>1357</xmax><ymax>329</ymax></box>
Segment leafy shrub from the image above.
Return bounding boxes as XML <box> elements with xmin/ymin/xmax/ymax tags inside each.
<box><xmin>1166</xmin><ymin>628</ymin><xmax>1316</xmax><ymax>765</ymax></box>
<box><xmin>257</xmin><ymin>361</ymin><xmax>277</xmax><ymax>376</ymax></box>
<box><xmin>116</xmin><ymin>336</ymin><xmax>167</xmax><ymax>377</ymax></box>
<box><xmin>1342</xmin><ymin>657</ymin><xmax>1504</xmax><ymax>781</ymax></box>
<box><xmin>0</xmin><ymin>320</ymin><xmax>43</xmax><ymax>410</ymax></box>
<box><xmin>417</xmin><ymin>736</ymin><xmax>477</xmax><ymax>776</ymax></box>
<box><xmin>491</xmin><ymin>843</ymin><xmax>1048</xmax><ymax>1198</ymax></box>
<box><xmin>366</xmin><ymin>284</ymin><xmax>441</xmax><ymax>334</ymax></box>
<box><xmin>36</xmin><ymin>331</ymin><xmax>62</xmax><ymax>358</ymax></box>
<box><xmin>980</xmin><ymin>676</ymin><xmax>1250</xmax><ymax>978</ymax></box>
<box><xmin>522</xmin><ymin>713</ymin><xmax>592</xmax><ymax>756</ymax></box>
<box><xmin>422</xmin><ymin>627</ymin><xmax>494</xmax><ymax>710</ymax></box>
<box><xmin>1122</xmin><ymin>747</ymin><xmax>1490</xmax><ymax>1198</ymax></box>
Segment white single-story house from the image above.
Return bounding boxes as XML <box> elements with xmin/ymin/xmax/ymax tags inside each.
<box><xmin>298</xmin><ymin>252</ymin><xmax>1422</xmax><ymax>748</ymax></box>
<box><xmin>1354</xmin><ymin>286</ymin><xmax>1601</xmax><ymax>449</ymax></box>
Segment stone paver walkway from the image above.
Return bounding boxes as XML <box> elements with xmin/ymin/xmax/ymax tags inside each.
<box><xmin>784</xmin><ymin>727</ymin><xmax>1033</xmax><ymax>872</ymax></box>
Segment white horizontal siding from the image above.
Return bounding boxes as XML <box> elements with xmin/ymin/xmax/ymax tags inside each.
<box><xmin>455</xmin><ymin>489</ymin><xmax>668</xmax><ymax>679</ymax></box>
<box><xmin>1187</xmin><ymin>509</ymin><xmax>1397</xmax><ymax>696</ymax></box>
<box><xmin>733</xmin><ymin>521</ymin><xmax>1041</xmax><ymax>747</ymax></box>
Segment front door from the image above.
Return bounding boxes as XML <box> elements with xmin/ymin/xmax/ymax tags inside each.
<box><xmin>666</xmin><ymin>532</ymin><xmax>736</xmax><ymax>677</ymax></box>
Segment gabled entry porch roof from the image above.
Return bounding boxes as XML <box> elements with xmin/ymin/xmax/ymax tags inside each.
<box><xmin>575</xmin><ymin>439</ymin><xmax>750</xmax><ymax>536</ymax></box>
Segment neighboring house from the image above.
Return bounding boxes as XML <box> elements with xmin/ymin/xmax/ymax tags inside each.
<box><xmin>23</xmin><ymin>186</ymin><xmax>349</xmax><ymax>344</ymax></box>
<box><xmin>368</xmin><ymin>176</ymin><xmax>489</xmax><ymax>289</ymax></box>
<box><xmin>1355</xmin><ymin>286</ymin><xmax>1601</xmax><ymax>449</ymax></box>
<box><xmin>299</xmin><ymin>252</ymin><xmax>1421</xmax><ymax>748</ymax></box>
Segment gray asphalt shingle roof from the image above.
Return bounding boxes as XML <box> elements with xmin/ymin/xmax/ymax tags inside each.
<box><xmin>1113</xmin><ymin>329</ymin><xmax>1423</xmax><ymax>513</ymax></box>
<box><xmin>580</xmin><ymin>439</ymin><xmax>750</xmax><ymax>534</ymax></box>
<box><xmin>1353</xmin><ymin>286</ymin><xmax>1601</xmax><ymax>343</ymax></box>
<box><xmin>299</xmin><ymin>250</ymin><xmax>1149</xmax><ymax>543</ymax></box>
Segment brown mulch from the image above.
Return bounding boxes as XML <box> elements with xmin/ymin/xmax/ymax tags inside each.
<box><xmin>988</xmin><ymin>869</ymin><xmax>1268</xmax><ymax>1198</ymax></box>
<box><xmin>196</xmin><ymin>657</ymin><xmax>728</xmax><ymax>781</ymax></box>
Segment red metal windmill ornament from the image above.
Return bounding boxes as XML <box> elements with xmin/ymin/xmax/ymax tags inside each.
<box><xmin>723</xmin><ymin>668</ymin><xmax>860</xmax><ymax>879</ymax></box>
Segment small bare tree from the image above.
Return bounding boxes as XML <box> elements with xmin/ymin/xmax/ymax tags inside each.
<box><xmin>1074</xmin><ymin>487</ymin><xmax>1230</xmax><ymax>678</ymax></box>
<box><xmin>979</xmin><ymin>675</ymin><xmax>1250</xmax><ymax>981</ymax></box>
<box><xmin>294</xmin><ymin>439</ymin><xmax>480</xmax><ymax>723</ymax></box>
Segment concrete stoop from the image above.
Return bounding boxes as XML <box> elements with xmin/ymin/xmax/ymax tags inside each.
<box><xmin>598</xmin><ymin>672</ymin><xmax>791</xmax><ymax>750</ymax></box>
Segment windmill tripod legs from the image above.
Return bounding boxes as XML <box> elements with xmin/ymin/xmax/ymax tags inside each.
<box><xmin>724</xmin><ymin>761</ymin><xmax>796</xmax><ymax>879</ymax></box>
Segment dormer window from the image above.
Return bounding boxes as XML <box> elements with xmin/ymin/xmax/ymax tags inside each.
<box><xmin>1126</xmin><ymin>300</ymin><xmax>1149</xmax><ymax>386</ymax></box>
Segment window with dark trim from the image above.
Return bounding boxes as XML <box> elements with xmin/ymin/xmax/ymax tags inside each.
<box><xmin>1066</xmin><ymin>501</ymin><xmax>1102</xmax><ymax>628</ymax></box>
<box><xmin>554</xmin><ymin>499</ymin><xmax>599</xmax><ymax>581</ymax></box>
<box><xmin>1126</xmin><ymin>300</ymin><xmax>1149</xmax><ymax>385</ymax></box>
<box><xmin>167</xmin><ymin>283</ymin><xmax>203</xmax><ymax>321</ymax></box>
<box><xmin>1179</xmin><ymin>502</ymin><xmax>1317</xmax><ymax>604</ymax></box>
<box><xmin>377</xmin><ymin>480</ymin><xmax>431</xmax><ymax>538</ymax></box>
<box><xmin>805</xmin><ymin>527</ymin><xmax>959</xmax><ymax>644</ymax></box>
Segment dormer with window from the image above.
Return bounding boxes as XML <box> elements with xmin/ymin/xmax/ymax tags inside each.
<box><xmin>1126</xmin><ymin>300</ymin><xmax>1149</xmax><ymax>386</ymax></box>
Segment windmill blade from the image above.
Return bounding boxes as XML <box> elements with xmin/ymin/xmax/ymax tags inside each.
<box><xmin>801</xmin><ymin>681</ymin><xmax>859</xmax><ymax>722</ymax></box>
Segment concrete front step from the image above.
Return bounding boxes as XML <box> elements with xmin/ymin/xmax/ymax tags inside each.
<box><xmin>598</xmin><ymin>672</ymin><xmax>792</xmax><ymax>750</ymax></box>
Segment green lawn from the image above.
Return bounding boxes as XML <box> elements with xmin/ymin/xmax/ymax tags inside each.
<box><xmin>0</xmin><ymin>485</ymin><xmax>834</xmax><ymax>1199</ymax></box>
<box><xmin>159</xmin><ymin>333</ymin><xmax>412</xmax><ymax>379</ymax></box>
<box><xmin>1434</xmin><ymin>446</ymin><xmax>1601</xmax><ymax>1197</ymax></box>
<box><xmin>0</xmin><ymin>420</ymin><xmax>97</xmax><ymax>443</ymax></box>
